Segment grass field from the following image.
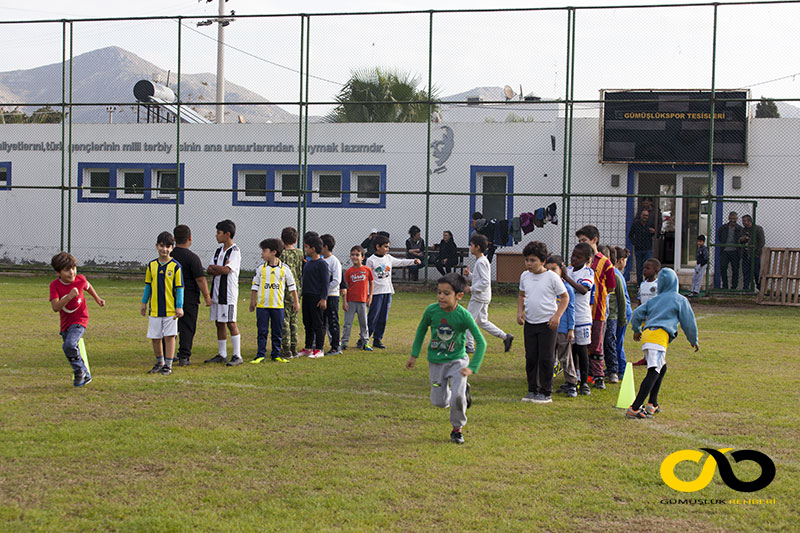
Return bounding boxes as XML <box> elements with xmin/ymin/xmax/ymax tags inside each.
<box><xmin>1</xmin><ymin>274</ymin><xmax>799</xmax><ymax>532</ymax></box>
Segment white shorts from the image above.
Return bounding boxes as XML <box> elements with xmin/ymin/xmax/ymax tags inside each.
<box><xmin>147</xmin><ymin>316</ymin><xmax>178</xmax><ymax>339</ymax></box>
<box><xmin>574</xmin><ymin>324</ymin><xmax>592</xmax><ymax>346</ymax></box>
<box><xmin>210</xmin><ymin>302</ymin><xmax>237</xmax><ymax>323</ymax></box>
<box><xmin>642</xmin><ymin>344</ymin><xmax>667</xmax><ymax>373</ymax></box>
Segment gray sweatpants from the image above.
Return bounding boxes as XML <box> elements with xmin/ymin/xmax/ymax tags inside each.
<box><xmin>465</xmin><ymin>298</ymin><xmax>506</xmax><ymax>351</ymax></box>
<box><xmin>341</xmin><ymin>301</ymin><xmax>368</xmax><ymax>347</ymax></box>
<box><xmin>691</xmin><ymin>264</ymin><xmax>707</xmax><ymax>294</ymax></box>
<box><xmin>429</xmin><ymin>357</ymin><xmax>469</xmax><ymax>429</ymax></box>
<box><xmin>555</xmin><ymin>332</ymin><xmax>578</xmax><ymax>385</ymax></box>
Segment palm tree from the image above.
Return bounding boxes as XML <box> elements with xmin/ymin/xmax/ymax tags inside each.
<box><xmin>327</xmin><ymin>67</ymin><xmax>438</xmax><ymax>123</ymax></box>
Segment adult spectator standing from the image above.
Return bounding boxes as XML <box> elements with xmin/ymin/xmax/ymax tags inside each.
<box><xmin>361</xmin><ymin>228</ymin><xmax>378</xmax><ymax>259</ymax></box>
<box><xmin>628</xmin><ymin>209</ymin><xmax>654</xmax><ymax>285</ymax></box>
<box><xmin>405</xmin><ymin>225</ymin><xmax>426</xmax><ymax>281</ymax></box>
<box><xmin>717</xmin><ymin>211</ymin><xmax>744</xmax><ymax>289</ymax></box>
<box><xmin>740</xmin><ymin>214</ymin><xmax>765</xmax><ymax>292</ymax></box>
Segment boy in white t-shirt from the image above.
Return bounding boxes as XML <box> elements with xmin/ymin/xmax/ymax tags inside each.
<box><xmin>321</xmin><ymin>234</ymin><xmax>343</xmax><ymax>355</ymax></box>
<box><xmin>637</xmin><ymin>258</ymin><xmax>661</xmax><ymax>306</ymax></box>
<box><xmin>561</xmin><ymin>242</ymin><xmax>595</xmax><ymax>395</ymax></box>
<box><xmin>517</xmin><ymin>241</ymin><xmax>569</xmax><ymax>404</ymax></box>
<box><xmin>464</xmin><ymin>234</ymin><xmax>513</xmax><ymax>354</ymax></box>
<box><xmin>366</xmin><ymin>234</ymin><xmax>420</xmax><ymax>349</ymax></box>
<box><xmin>204</xmin><ymin>219</ymin><xmax>243</xmax><ymax>367</ymax></box>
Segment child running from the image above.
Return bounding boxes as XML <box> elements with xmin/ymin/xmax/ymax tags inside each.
<box><xmin>517</xmin><ymin>241</ymin><xmax>569</xmax><ymax>404</ymax></box>
<box><xmin>406</xmin><ymin>273</ymin><xmax>486</xmax><ymax>444</ymax></box>
<box><xmin>464</xmin><ymin>233</ymin><xmax>514</xmax><ymax>354</ymax></box>
<box><xmin>141</xmin><ymin>231</ymin><xmax>184</xmax><ymax>375</ymax></box>
<box><xmin>49</xmin><ymin>252</ymin><xmax>105</xmax><ymax>386</ymax></box>
<box><xmin>544</xmin><ymin>255</ymin><xmax>577</xmax><ymax>397</ymax></box>
<box><xmin>249</xmin><ymin>238</ymin><xmax>298</xmax><ymax>364</ymax></box>
<box><xmin>627</xmin><ymin>268</ymin><xmax>698</xmax><ymax>419</ymax></box>
<box><xmin>341</xmin><ymin>245</ymin><xmax>374</xmax><ymax>351</ymax></box>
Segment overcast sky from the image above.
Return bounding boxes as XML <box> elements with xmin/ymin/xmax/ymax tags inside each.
<box><xmin>1</xmin><ymin>0</ymin><xmax>799</xmax><ymax>113</ymax></box>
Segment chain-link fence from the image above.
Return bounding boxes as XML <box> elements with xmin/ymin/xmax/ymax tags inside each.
<box><xmin>2</xmin><ymin>3</ymin><xmax>800</xmax><ymax>296</ymax></box>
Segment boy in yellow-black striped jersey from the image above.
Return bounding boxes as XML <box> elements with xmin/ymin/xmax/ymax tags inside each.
<box><xmin>249</xmin><ymin>238</ymin><xmax>299</xmax><ymax>364</ymax></box>
<box><xmin>141</xmin><ymin>231</ymin><xmax>184</xmax><ymax>375</ymax></box>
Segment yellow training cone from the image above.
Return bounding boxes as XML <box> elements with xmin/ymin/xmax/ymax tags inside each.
<box><xmin>78</xmin><ymin>338</ymin><xmax>91</xmax><ymax>375</ymax></box>
<box><xmin>615</xmin><ymin>362</ymin><xmax>635</xmax><ymax>409</ymax></box>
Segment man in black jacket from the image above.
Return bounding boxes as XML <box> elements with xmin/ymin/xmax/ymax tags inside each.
<box><xmin>628</xmin><ymin>209</ymin><xmax>654</xmax><ymax>285</ymax></box>
<box><xmin>717</xmin><ymin>212</ymin><xmax>744</xmax><ymax>289</ymax></box>
<box><xmin>740</xmin><ymin>214</ymin><xmax>765</xmax><ymax>292</ymax></box>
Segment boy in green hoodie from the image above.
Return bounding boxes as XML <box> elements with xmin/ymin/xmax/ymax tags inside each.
<box><xmin>628</xmin><ymin>267</ymin><xmax>699</xmax><ymax>419</ymax></box>
<box><xmin>406</xmin><ymin>273</ymin><xmax>486</xmax><ymax>444</ymax></box>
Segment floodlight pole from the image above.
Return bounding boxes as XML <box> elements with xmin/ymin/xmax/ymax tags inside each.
<box><xmin>215</xmin><ymin>0</ymin><xmax>226</xmax><ymax>124</ymax></box>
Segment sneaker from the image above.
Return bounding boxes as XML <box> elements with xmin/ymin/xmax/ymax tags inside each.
<box><xmin>606</xmin><ymin>373</ymin><xmax>619</xmax><ymax>384</ymax></box>
<box><xmin>271</xmin><ymin>356</ymin><xmax>290</xmax><ymax>363</ymax></box>
<box><xmin>204</xmin><ymin>354</ymin><xmax>227</xmax><ymax>364</ymax></box>
<box><xmin>250</xmin><ymin>356</ymin><xmax>266</xmax><ymax>364</ymax></box>
<box><xmin>147</xmin><ymin>363</ymin><xmax>163</xmax><ymax>374</ymax></box>
<box><xmin>177</xmin><ymin>358</ymin><xmax>191</xmax><ymax>367</ymax></box>
<box><xmin>521</xmin><ymin>392</ymin><xmax>537</xmax><ymax>402</ymax></box>
<box><xmin>580</xmin><ymin>383</ymin><xmax>592</xmax><ymax>395</ymax></box>
<box><xmin>626</xmin><ymin>406</ymin><xmax>652</xmax><ymax>419</ymax></box>
<box><xmin>297</xmin><ymin>348</ymin><xmax>314</xmax><ymax>357</ymax></box>
<box><xmin>531</xmin><ymin>394</ymin><xmax>552</xmax><ymax>404</ymax></box>
<box><xmin>291</xmin><ymin>350</ymin><xmax>299</xmax><ymax>359</ymax></box>
<box><xmin>503</xmin><ymin>333</ymin><xmax>514</xmax><ymax>352</ymax></box>
<box><xmin>465</xmin><ymin>383</ymin><xmax>472</xmax><ymax>409</ymax></box>
<box><xmin>372</xmin><ymin>340</ymin><xmax>386</xmax><ymax>349</ymax></box>
<box><xmin>556</xmin><ymin>382</ymin><xmax>571</xmax><ymax>394</ymax></box>
<box><xmin>450</xmin><ymin>430</ymin><xmax>465</xmax><ymax>444</ymax></box>
<box><xmin>226</xmin><ymin>356</ymin><xmax>243</xmax><ymax>367</ymax></box>
<box><xmin>645</xmin><ymin>403</ymin><xmax>661</xmax><ymax>416</ymax></box>
<box><xmin>593</xmin><ymin>377</ymin><xmax>606</xmax><ymax>390</ymax></box>
<box><xmin>341</xmin><ymin>345</ymin><xmax>348</xmax><ymax>351</ymax></box>
<box><xmin>81</xmin><ymin>374</ymin><xmax>93</xmax><ymax>386</ymax></box>
<box><xmin>325</xmin><ymin>348</ymin><xmax>342</xmax><ymax>356</ymax></box>
<box><xmin>308</xmin><ymin>350</ymin><xmax>324</xmax><ymax>359</ymax></box>
<box><xmin>74</xmin><ymin>372</ymin><xmax>91</xmax><ymax>387</ymax></box>
<box><xmin>362</xmin><ymin>344</ymin><xmax>374</xmax><ymax>352</ymax></box>
<box><xmin>355</xmin><ymin>340</ymin><xmax>364</xmax><ymax>349</ymax></box>
<box><xmin>566</xmin><ymin>385</ymin><xmax>578</xmax><ymax>398</ymax></box>
<box><xmin>632</xmin><ymin>357</ymin><xmax>647</xmax><ymax>366</ymax></box>
<box><xmin>159</xmin><ymin>366</ymin><xmax>173</xmax><ymax>375</ymax></box>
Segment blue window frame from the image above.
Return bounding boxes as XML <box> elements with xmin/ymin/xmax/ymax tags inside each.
<box><xmin>232</xmin><ymin>164</ymin><xmax>386</xmax><ymax>208</ymax></box>
<box><xmin>77</xmin><ymin>163</ymin><xmax>184</xmax><ymax>204</ymax></box>
<box><xmin>469</xmin><ymin>165</ymin><xmax>514</xmax><ymax>245</ymax></box>
<box><xmin>0</xmin><ymin>162</ymin><xmax>10</xmax><ymax>190</ymax></box>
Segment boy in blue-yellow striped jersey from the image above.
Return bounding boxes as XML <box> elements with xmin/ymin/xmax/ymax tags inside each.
<box><xmin>141</xmin><ymin>231</ymin><xmax>184</xmax><ymax>375</ymax></box>
<box><xmin>249</xmin><ymin>238</ymin><xmax>299</xmax><ymax>364</ymax></box>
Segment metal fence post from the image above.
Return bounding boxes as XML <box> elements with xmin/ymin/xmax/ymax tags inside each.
<box><xmin>424</xmin><ymin>10</ymin><xmax>434</xmax><ymax>282</ymax></box>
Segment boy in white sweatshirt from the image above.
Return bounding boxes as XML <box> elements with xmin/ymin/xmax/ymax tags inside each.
<box><xmin>464</xmin><ymin>234</ymin><xmax>514</xmax><ymax>353</ymax></box>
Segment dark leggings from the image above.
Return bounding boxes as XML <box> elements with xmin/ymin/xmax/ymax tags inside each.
<box><xmin>302</xmin><ymin>295</ymin><xmax>325</xmax><ymax>350</ymax></box>
<box><xmin>572</xmin><ymin>343</ymin><xmax>589</xmax><ymax>385</ymax></box>
<box><xmin>631</xmin><ymin>364</ymin><xmax>667</xmax><ymax>410</ymax></box>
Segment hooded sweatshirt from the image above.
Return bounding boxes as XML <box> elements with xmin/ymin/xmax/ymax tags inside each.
<box><xmin>631</xmin><ymin>268</ymin><xmax>698</xmax><ymax>348</ymax></box>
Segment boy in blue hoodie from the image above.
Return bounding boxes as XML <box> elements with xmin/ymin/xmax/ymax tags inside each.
<box><xmin>627</xmin><ymin>268</ymin><xmax>698</xmax><ymax>419</ymax></box>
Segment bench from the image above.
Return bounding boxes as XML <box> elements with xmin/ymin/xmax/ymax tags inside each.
<box><xmin>387</xmin><ymin>247</ymin><xmax>469</xmax><ymax>280</ymax></box>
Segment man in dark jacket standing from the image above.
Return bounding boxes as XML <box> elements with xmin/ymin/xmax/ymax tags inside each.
<box><xmin>628</xmin><ymin>209</ymin><xmax>654</xmax><ymax>285</ymax></box>
<box><xmin>740</xmin><ymin>214</ymin><xmax>765</xmax><ymax>292</ymax></box>
<box><xmin>717</xmin><ymin>212</ymin><xmax>744</xmax><ymax>289</ymax></box>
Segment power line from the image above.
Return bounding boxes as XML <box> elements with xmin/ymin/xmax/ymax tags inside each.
<box><xmin>740</xmin><ymin>71</ymin><xmax>800</xmax><ymax>90</ymax></box>
<box><xmin>180</xmin><ymin>21</ymin><xmax>342</xmax><ymax>86</ymax></box>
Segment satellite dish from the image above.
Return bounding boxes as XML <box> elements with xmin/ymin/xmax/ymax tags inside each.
<box><xmin>503</xmin><ymin>85</ymin><xmax>516</xmax><ymax>101</ymax></box>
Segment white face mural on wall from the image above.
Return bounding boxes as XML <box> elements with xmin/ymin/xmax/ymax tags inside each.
<box><xmin>431</xmin><ymin>125</ymin><xmax>453</xmax><ymax>175</ymax></box>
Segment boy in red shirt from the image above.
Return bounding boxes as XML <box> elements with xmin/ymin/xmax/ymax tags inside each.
<box><xmin>48</xmin><ymin>252</ymin><xmax>105</xmax><ymax>386</ymax></box>
<box><xmin>575</xmin><ymin>225</ymin><xmax>617</xmax><ymax>390</ymax></box>
<box><xmin>341</xmin><ymin>245</ymin><xmax>374</xmax><ymax>351</ymax></box>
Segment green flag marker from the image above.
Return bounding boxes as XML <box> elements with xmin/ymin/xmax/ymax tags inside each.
<box><xmin>78</xmin><ymin>338</ymin><xmax>91</xmax><ymax>375</ymax></box>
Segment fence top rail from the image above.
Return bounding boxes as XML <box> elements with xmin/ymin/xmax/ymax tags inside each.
<box><xmin>3</xmin><ymin>0</ymin><xmax>800</xmax><ymax>25</ymax></box>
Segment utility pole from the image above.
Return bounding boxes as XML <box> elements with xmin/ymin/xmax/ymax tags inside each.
<box><xmin>199</xmin><ymin>0</ymin><xmax>233</xmax><ymax>124</ymax></box>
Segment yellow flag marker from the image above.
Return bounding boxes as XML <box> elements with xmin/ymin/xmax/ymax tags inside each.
<box><xmin>78</xmin><ymin>338</ymin><xmax>91</xmax><ymax>375</ymax></box>
<box><xmin>615</xmin><ymin>362</ymin><xmax>635</xmax><ymax>409</ymax></box>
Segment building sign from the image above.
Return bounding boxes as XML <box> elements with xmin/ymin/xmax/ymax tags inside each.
<box><xmin>601</xmin><ymin>90</ymin><xmax>748</xmax><ymax>164</ymax></box>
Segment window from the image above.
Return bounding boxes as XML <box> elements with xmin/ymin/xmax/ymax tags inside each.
<box><xmin>353</xmin><ymin>172</ymin><xmax>380</xmax><ymax>204</ymax></box>
<box><xmin>84</xmin><ymin>168</ymin><xmax>111</xmax><ymax>198</ymax></box>
<box><xmin>237</xmin><ymin>171</ymin><xmax>266</xmax><ymax>202</ymax></box>
<box><xmin>313</xmin><ymin>171</ymin><xmax>342</xmax><ymax>203</ymax></box>
<box><xmin>118</xmin><ymin>169</ymin><xmax>145</xmax><ymax>199</ymax></box>
<box><xmin>480</xmin><ymin>174</ymin><xmax>507</xmax><ymax>221</ymax></box>
<box><xmin>275</xmin><ymin>171</ymin><xmax>300</xmax><ymax>203</ymax></box>
<box><xmin>0</xmin><ymin>163</ymin><xmax>9</xmax><ymax>190</ymax></box>
<box><xmin>155</xmin><ymin>169</ymin><xmax>178</xmax><ymax>199</ymax></box>
<box><xmin>77</xmin><ymin>162</ymin><xmax>184</xmax><ymax>204</ymax></box>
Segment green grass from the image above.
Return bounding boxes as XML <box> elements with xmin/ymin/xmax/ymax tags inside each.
<box><xmin>1</xmin><ymin>275</ymin><xmax>799</xmax><ymax>532</ymax></box>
